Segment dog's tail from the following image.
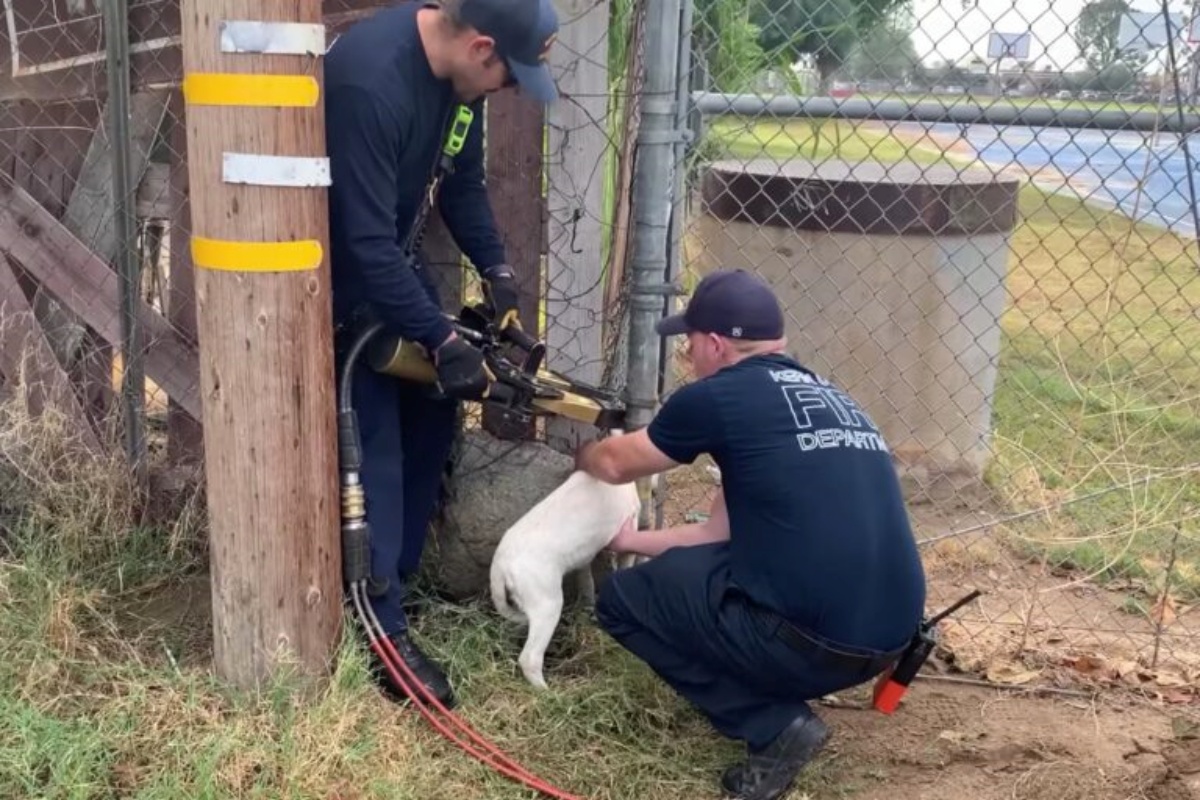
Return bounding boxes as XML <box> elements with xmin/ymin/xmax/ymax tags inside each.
<box><xmin>489</xmin><ymin>561</ymin><xmax>526</xmax><ymax>623</ymax></box>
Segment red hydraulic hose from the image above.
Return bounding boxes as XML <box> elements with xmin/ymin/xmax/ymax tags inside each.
<box><xmin>350</xmin><ymin>582</ymin><xmax>586</xmax><ymax>800</ymax></box>
<box><xmin>337</xmin><ymin>321</ymin><xmax>584</xmax><ymax>800</ymax></box>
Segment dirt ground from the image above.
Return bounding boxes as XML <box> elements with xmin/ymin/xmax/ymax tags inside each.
<box><xmin>655</xmin><ymin>464</ymin><xmax>1199</xmax><ymax>800</ymax></box>
<box><xmin>815</xmin><ymin>679</ymin><xmax>1200</xmax><ymax>800</ymax></box>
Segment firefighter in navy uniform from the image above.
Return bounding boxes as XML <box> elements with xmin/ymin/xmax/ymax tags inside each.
<box><xmin>574</xmin><ymin>268</ymin><xmax>928</xmax><ymax>800</ymax></box>
<box><xmin>323</xmin><ymin>0</ymin><xmax>559</xmax><ymax>708</ymax></box>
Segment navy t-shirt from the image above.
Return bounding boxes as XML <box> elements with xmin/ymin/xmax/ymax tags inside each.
<box><xmin>648</xmin><ymin>352</ymin><xmax>926</xmax><ymax>652</ymax></box>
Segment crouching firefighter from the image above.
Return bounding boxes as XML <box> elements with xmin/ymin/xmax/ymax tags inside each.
<box><xmin>323</xmin><ymin>0</ymin><xmax>560</xmax><ymax>708</ymax></box>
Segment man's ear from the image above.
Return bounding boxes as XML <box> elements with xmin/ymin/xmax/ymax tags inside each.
<box><xmin>468</xmin><ymin>34</ymin><xmax>497</xmax><ymax>58</ymax></box>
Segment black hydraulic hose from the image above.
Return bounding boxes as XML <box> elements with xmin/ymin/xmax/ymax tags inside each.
<box><xmin>339</xmin><ymin>320</ymin><xmax>386</xmax><ymax>414</ymax></box>
<box><xmin>331</xmin><ymin>320</ymin><xmax>587</xmax><ymax>800</ymax></box>
<box><xmin>333</xmin><ymin>317</ymin><xmax>528</xmax><ymax>587</ymax></box>
<box><xmin>336</xmin><ymin>319</ymin><xmax>385</xmax><ymax>593</ymax></box>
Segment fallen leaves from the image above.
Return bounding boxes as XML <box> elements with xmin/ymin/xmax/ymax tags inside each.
<box><xmin>1067</xmin><ymin>654</ymin><xmax>1106</xmax><ymax>676</ymax></box>
<box><xmin>1161</xmin><ymin>690</ymin><xmax>1195</xmax><ymax>705</ymax></box>
<box><xmin>986</xmin><ymin>660</ymin><xmax>1042</xmax><ymax>685</ymax></box>
<box><xmin>1054</xmin><ymin>651</ymin><xmax>1200</xmax><ymax>701</ymax></box>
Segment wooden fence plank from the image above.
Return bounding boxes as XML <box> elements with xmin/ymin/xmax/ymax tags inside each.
<box><xmin>482</xmin><ymin>89</ymin><xmax>545</xmax><ymax>439</ymax></box>
<box><xmin>38</xmin><ymin>88</ymin><xmax>172</xmax><ymax>423</ymax></box>
<box><xmin>0</xmin><ymin>179</ymin><xmax>201</xmax><ymax>419</ymax></box>
<box><xmin>64</xmin><ymin>90</ymin><xmax>171</xmax><ymax>259</ymax></box>
<box><xmin>0</xmin><ymin>2</ymin><xmax>390</xmax><ymax>103</ymax></box>
<box><xmin>165</xmin><ymin>90</ymin><xmax>203</xmax><ymax>462</ymax></box>
<box><xmin>0</xmin><ymin>256</ymin><xmax>101</xmax><ymax>449</ymax></box>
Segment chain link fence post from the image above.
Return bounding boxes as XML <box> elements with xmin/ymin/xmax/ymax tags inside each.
<box><xmin>103</xmin><ymin>0</ymin><xmax>146</xmax><ymax>480</ymax></box>
<box><xmin>627</xmin><ymin>0</ymin><xmax>686</xmax><ymax>536</ymax></box>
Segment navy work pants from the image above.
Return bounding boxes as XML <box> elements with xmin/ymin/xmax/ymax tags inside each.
<box><xmin>595</xmin><ymin>542</ymin><xmax>903</xmax><ymax>751</ymax></box>
<box><xmin>335</xmin><ymin>269</ymin><xmax>458</xmax><ymax>636</ymax></box>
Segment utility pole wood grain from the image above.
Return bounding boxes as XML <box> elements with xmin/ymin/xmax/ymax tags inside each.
<box><xmin>181</xmin><ymin>0</ymin><xmax>341</xmax><ymax>689</ymax></box>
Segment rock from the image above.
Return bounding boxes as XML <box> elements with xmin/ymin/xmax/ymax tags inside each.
<box><xmin>421</xmin><ymin>427</ymin><xmax>577</xmax><ymax>600</ymax></box>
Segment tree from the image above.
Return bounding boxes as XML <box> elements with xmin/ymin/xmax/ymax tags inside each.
<box><xmin>843</xmin><ymin>19</ymin><xmax>920</xmax><ymax>83</ymax></box>
<box><xmin>754</xmin><ymin>0</ymin><xmax>910</xmax><ymax>77</ymax></box>
<box><xmin>1074</xmin><ymin>0</ymin><xmax>1148</xmax><ymax>73</ymax></box>
<box><xmin>926</xmin><ymin>62</ymin><xmax>970</xmax><ymax>89</ymax></box>
<box><xmin>1092</xmin><ymin>61</ymin><xmax>1138</xmax><ymax>92</ymax></box>
<box><xmin>693</xmin><ymin>0</ymin><xmax>913</xmax><ymax>88</ymax></box>
<box><xmin>698</xmin><ymin>0</ymin><xmax>769</xmax><ymax>93</ymax></box>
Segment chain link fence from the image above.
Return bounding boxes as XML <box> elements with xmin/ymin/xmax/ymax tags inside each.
<box><xmin>668</xmin><ymin>0</ymin><xmax>1200</xmax><ymax>699</ymax></box>
<box><xmin>0</xmin><ymin>0</ymin><xmax>649</xmax><ymax>596</ymax></box>
<box><xmin>0</xmin><ymin>0</ymin><xmax>1197</xmax><ymax>704</ymax></box>
<box><xmin>0</xmin><ymin>0</ymin><xmax>199</xmax><ymax>472</ymax></box>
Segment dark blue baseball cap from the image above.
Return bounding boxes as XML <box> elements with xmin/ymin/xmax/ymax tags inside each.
<box><xmin>656</xmin><ymin>268</ymin><xmax>786</xmax><ymax>340</ymax></box>
<box><xmin>456</xmin><ymin>0</ymin><xmax>559</xmax><ymax>103</ymax></box>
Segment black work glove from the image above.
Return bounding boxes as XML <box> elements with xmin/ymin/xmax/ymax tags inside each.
<box><xmin>482</xmin><ymin>267</ymin><xmax>522</xmax><ymax>331</ymax></box>
<box><xmin>433</xmin><ymin>335</ymin><xmax>493</xmax><ymax>400</ymax></box>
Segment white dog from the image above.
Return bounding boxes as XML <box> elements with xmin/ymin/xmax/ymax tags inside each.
<box><xmin>489</xmin><ymin>468</ymin><xmax>641</xmax><ymax>689</ymax></box>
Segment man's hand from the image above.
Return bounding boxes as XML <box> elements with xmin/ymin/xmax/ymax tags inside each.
<box><xmin>433</xmin><ymin>333</ymin><xmax>493</xmax><ymax>400</ymax></box>
<box><xmin>606</xmin><ymin>514</ymin><xmax>641</xmax><ymax>555</ymax></box>
<box><xmin>483</xmin><ymin>267</ymin><xmax>521</xmax><ymax>331</ymax></box>
<box><xmin>573</xmin><ymin>428</ymin><xmax>680</xmax><ymax>484</ymax></box>
<box><xmin>574</xmin><ymin>439</ymin><xmax>599</xmax><ymax>474</ymax></box>
<box><xmin>606</xmin><ymin>490</ymin><xmax>730</xmax><ymax>559</ymax></box>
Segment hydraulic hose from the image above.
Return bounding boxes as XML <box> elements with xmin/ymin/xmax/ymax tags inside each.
<box><xmin>337</xmin><ymin>319</ymin><xmax>385</xmax><ymax>597</ymax></box>
<box><xmin>339</xmin><ymin>320</ymin><xmax>385</xmax><ymax>414</ymax></box>
<box><xmin>334</xmin><ymin>320</ymin><xmax>586</xmax><ymax>800</ymax></box>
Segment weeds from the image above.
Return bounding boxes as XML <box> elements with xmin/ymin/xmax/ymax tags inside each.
<box><xmin>0</xmin><ymin>385</ymin><xmax>824</xmax><ymax>800</ymax></box>
<box><xmin>986</xmin><ymin>183</ymin><xmax>1200</xmax><ymax>603</ymax></box>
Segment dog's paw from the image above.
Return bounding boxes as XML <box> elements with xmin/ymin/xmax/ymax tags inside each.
<box><xmin>520</xmin><ymin>664</ymin><xmax>549</xmax><ymax>691</ymax></box>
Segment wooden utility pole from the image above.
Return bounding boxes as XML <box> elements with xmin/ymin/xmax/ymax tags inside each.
<box><xmin>180</xmin><ymin>0</ymin><xmax>341</xmax><ymax>689</ymax></box>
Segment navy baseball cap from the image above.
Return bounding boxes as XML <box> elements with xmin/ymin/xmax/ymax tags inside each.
<box><xmin>456</xmin><ymin>0</ymin><xmax>559</xmax><ymax>103</ymax></box>
<box><xmin>656</xmin><ymin>268</ymin><xmax>785</xmax><ymax>340</ymax></box>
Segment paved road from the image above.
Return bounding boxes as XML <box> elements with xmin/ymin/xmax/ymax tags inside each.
<box><xmin>897</xmin><ymin>121</ymin><xmax>1200</xmax><ymax>238</ymax></box>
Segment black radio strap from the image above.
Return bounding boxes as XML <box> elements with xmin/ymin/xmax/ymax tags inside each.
<box><xmin>402</xmin><ymin>103</ymin><xmax>476</xmax><ymax>262</ymax></box>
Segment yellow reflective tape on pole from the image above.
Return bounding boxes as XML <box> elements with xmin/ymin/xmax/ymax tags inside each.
<box><xmin>183</xmin><ymin>73</ymin><xmax>319</xmax><ymax>107</ymax></box>
<box><xmin>191</xmin><ymin>237</ymin><xmax>323</xmax><ymax>272</ymax></box>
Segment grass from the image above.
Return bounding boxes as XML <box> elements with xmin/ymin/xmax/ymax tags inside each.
<box><xmin>859</xmin><ymin>92</ymin><xmax>1195</xmax><ymax>110</ymax></box>
<box><xmin>0</xmin><ymin>393</ymin><xmax>857</xmax><ymax>800</ymax></box>
<box><xmin>705</xmin><ymin>117</ymin><xmax>950</xmax><ymax>165</ymax></box>
<box><xmin>986</xmin><ymin>184</ymin><xmax>1200</xmax><ymax>600</ymax></box>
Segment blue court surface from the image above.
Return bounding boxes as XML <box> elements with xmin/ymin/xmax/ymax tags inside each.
<box><xmin>900</xmin><ymin>121</ymin><xmax>1200</xmax><ymax>238</ymax></box>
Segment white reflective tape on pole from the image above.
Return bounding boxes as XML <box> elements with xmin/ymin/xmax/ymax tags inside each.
<box><xmin>219</xmin><ymin>21</ymin><xmax>327</xmax><ymax>56</ymax></box>
<box><xmin>222</xmin><ymin>153</ymin><xmax>332</xmax><ymax>188</ymax></box>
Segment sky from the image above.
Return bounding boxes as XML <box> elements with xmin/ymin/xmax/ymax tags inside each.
<box><xmin>906</xmin><ymin>0</ymin><xmax>1197</xmax><ymax>71</ymax></box>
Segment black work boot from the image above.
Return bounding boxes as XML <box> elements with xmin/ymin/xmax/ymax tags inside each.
<box><xmin>371</xmin><ymin>631</ymin><xmax>457</xmax><ymax>710</ymax></box>
<box><xmin>720</xmin><ymin>709</ymin><xmax>831</xmax><ymax>800</ymax></box>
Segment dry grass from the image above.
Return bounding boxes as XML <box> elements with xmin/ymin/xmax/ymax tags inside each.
<box><xmin>0</xmin><ymin>386</ymin><xmax>849</xmax><ymax>800</ymax></box>
<box><xmin>984</xmin><ymin>187</ymin><xmax>1200</xmax><ymax>602</ymax></box>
